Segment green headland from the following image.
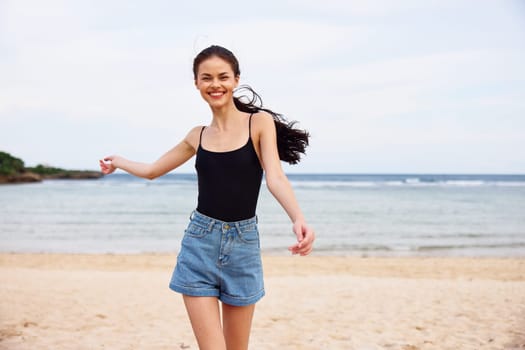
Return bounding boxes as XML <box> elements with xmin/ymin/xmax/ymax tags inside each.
<box><xmin>0</xmin><ymin>151</ymin><xmax>103</xmax><ymax>184</ymax></box>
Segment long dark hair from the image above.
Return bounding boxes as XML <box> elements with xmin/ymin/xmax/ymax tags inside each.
<box><xmin>193</xmin><ymin>45</ymin><xmax>309</xmax><ymax>165</ymax></box>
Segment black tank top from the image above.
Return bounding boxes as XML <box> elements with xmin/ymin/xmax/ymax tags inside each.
<box><xmin>195</xmin><ymin>114</ymin><xmax>263</xmax><ymax>222</ymax></box>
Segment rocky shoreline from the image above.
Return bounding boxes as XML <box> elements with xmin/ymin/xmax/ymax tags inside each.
<box><xmin>0</xmin><ymin>171</ymin><xmax>104</xmax><ymax>184</ymax></box>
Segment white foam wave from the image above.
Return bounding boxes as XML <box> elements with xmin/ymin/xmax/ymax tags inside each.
<box><xmin>290</xmin><ymin>180</ymin><xmax>525</xmax><ymax>188</ymax></box>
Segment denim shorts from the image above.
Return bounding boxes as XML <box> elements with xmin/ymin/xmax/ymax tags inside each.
<box><xmin>169</xmin><ymin>210</ymin><xmax>265</xmax><ymax>306</ymax></box>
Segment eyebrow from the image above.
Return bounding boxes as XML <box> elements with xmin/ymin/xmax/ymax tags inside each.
<box><xmin>200</xmin><ymin>72</ymin><xmax>230</xmax><ymax>77</ymax></box>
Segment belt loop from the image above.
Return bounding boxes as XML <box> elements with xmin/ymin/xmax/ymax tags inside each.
<box><xmin>189</xmin><ymin>211</ymin><xmax>195</xmax><ymax>220</ymax></box>
<box><xmin>207</xmin><ymin>220</ymin><xmax>215</xmax><ymax>231</ymax></box>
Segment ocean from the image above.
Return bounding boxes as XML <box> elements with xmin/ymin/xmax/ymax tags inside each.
<box><xmin>1</xmin><ymin>173</ymin><xmax>524</xmax><ymax>256</ymax></box>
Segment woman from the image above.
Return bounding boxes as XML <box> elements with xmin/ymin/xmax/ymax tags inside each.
<box><xmin>99</xmin><ymin>45</ymin><xmax>315</xmax><ymax>350</ymax></box>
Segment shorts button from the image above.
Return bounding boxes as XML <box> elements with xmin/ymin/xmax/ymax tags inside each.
<box><xmin>224</xmin><ymin>224</ymin><xmax>230</xmax><ymax>229</ymax></box>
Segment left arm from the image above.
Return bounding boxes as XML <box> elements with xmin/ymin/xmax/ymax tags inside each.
<box><xmin>254</xmin><ymin>113</ymin><xmax>315</xmax><ymax>256</ymax></box>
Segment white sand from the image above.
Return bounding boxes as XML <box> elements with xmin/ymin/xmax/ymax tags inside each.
<box><xmin>1</xmin><ymin>254</ymin><xmax>524</xmax><ymax>349</ymax></box>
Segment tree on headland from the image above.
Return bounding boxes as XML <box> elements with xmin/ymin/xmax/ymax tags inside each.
<box><xmin>0</xmin><ymin>151</ymin><xmax>25</xmax><ymax>175</ymax></box>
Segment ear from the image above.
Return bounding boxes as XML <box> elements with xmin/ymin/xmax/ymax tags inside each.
<box><xmin>194</xmin><ymin>79</ymin><xmax>199</xmax><ymax>89</ymax></box>
<box><xmin>234</xmin><ymin>75</ymin><xmax>240</xmax><ymax>88</ymax></box>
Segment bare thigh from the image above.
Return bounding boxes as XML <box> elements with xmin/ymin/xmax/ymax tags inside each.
<box><xmin>222</xmin><ymin>302</ymin><xmax>256</xmax><ymax>350</ymax></box>
<box><xmin>183</xmin><ymin>295</ymin><xmax>226</xmax><ymax>350</ymax></box>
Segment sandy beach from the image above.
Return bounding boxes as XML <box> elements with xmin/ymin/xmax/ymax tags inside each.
<box><xmin>1</xmin><ymin>254</ymin><xmax>524</xmax><ymax>350</ymax></box>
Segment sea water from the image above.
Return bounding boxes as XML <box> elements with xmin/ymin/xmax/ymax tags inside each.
<box><xmin>1</xmin><ymin>173</ymin><xmax>524</xmax><ymax>256</ymax></box>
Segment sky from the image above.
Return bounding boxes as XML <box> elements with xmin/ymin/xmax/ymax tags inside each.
<box><xmin>1</xmin><ymin>0</ymin><xmax>524</xmax><ymax>174</ymax></box>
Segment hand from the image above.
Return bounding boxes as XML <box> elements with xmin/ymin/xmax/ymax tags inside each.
<box><xmin>288</xmin><ymin>220</ymin><xmax>315</xmax><ymax>256</ymax></box>
<box><xmin>99</xmin><ymin>155</ymin><xmax>118</xmax><ymax>175</ymax></box>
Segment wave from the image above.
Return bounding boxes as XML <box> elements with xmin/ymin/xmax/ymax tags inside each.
<box><xmin>89</xmin><ymin>173</ymin><xmax>525</xmax><ymax>189</ymax></box>
<box><xmin>414</xmin><ymin>242</ymin><xmax>525</xmax><ymax>251</ymax></box>
<box><xmin>290</xmin><ymin>242</ymin><xmax>525</xmax><ymax>257</ymax></box>
<box><xmin>289</xmin><ymin>180</ymin><xmax>525</xmax><ymax>188</ymax></box>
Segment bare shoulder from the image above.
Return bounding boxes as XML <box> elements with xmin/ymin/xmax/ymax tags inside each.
<box><xmin>184</xmin><ymin>125</ymin><xmax>206</xmax><ymax>151</ymax></box>
<box><xmin>251</xmin><ymin>111</ymin><xmax>275</xmax><ymax>133</ymax></box>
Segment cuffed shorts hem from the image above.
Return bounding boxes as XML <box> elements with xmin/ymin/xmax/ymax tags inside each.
<box><xmin>169</xmin><ymin>283</ymin><xmax>265</xmax><ymax>307</ymax></box>
<box><xmin>220</xmin><ymin>289</ymin><xmax>265</xmax><ymax>306</ymax></box>
<box><xmin>168</xmin><ymin>283</ymin><xmax>219</xmax><ymax>298</ymax></box>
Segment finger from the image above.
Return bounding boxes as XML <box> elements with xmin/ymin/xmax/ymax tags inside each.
<box><xmin>300</xmin><ymin>248</ymin><xmax>312</xmax><ymax>256</ymax></box>
<box><xmin>288</xmin><ymin>242</ymin><xmax>300</xmax><ymax>251</ymax></box>
<box><xmin>297</xmin><ymin>245</ymin><xmax>310</xmax><ymax>255</ymax></box>
<box><xmin>298</xmin><ymin>233</ymin><xmax>313</xmax><ymax>248</ymax></box>
<box><xmin>303</xmin><ymin>231</ymin><xmax>315</xmax><ymax>245</ymax></box>
<box><xmin>298</xmin><ymin>243</ymin><xmax>313</xmax><ymax>255</ymax></box>
<box><xmin>288</xmin><ymin>244</ymin><xmax>301</xmax><ymax>254</ymax></box>
<box><xmin>298</xmin><ymin>238</ymin><xmax>314</xmax><ymax>254</ymax></box>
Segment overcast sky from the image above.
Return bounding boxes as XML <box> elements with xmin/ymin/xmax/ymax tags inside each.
<box><xmin>1</xmin><ymin>0</ymin><xmax>524</xmax><ymax>173</ymax></box>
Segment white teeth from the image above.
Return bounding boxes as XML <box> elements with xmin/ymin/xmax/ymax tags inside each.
<box><xmin>210</xmin><ymin>92</ymin><xmax>224</xmax><ymax>96</ymax></box>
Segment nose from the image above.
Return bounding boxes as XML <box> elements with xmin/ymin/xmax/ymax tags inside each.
<box><xmin>210</xmin><ymin>78</ymin><xmax>220</xmax><ymax>87</ymax></box>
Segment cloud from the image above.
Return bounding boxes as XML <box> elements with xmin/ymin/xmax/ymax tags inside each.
<box><xmin>1</xmin><ymin>0</ymin><xmax>524</xmax><ymax>172</ymax></box>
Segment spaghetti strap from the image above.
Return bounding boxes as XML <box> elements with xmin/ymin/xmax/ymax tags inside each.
<box><xmin>199</xmin><ymin>126</ymin><xmax>206</xmax><ymax>146</ymax></box>
<box><xmin>248</xmin><ymin>113</ymin><xmax>254</xmax><ymax>139</ymax></box>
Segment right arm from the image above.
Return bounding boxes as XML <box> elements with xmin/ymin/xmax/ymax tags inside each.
<box><xmin>99</xmin><ymin>126</ymin><xmax>202</xmax><ymax>180</ymax></box>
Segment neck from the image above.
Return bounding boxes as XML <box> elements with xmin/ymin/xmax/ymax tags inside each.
<box><xmin>209</xmin><ymin>101</ymin><xmax>242</xmax><ymax>130</ymax></box>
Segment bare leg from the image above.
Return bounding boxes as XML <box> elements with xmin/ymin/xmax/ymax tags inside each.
<box><xmin>222</xmin><ymin>302</ymin><xmax>256</xmax><ymax>350</ymax></box>
<box><xmin>183</xmin><ymin>295</ymin><xmax>226</xmax><ymax>350</ymax></box>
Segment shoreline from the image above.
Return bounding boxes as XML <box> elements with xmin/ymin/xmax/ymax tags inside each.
<box><xmin>1</xmin><ymin>252</ymin><xmax>524</xmax><ymax>280</ymax></box>
<box><xmin>3</xmin><ymin>246</ymin><xmax>525</xmax><ymax>259</ymax></box>
<box><xmin>2</xmin><ymin>253</ymin><xmax>524</xmax><ymax>349</ymax></box>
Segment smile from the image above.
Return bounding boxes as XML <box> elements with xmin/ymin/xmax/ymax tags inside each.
<box><xmin>208</xmin><ymin>91</ymin><xmax>226</xmax><ymax>98</ymax></box>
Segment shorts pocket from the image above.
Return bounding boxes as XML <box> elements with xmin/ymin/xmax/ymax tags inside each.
<box><xmin>184</xmin><ymin>222</ymin><xmax>209</xmax><ymax>238</ymax></box>
<box><xmin>237</xmin><ymin>225</ymin><xmax>260</xmax><ymax>244</ymax></box>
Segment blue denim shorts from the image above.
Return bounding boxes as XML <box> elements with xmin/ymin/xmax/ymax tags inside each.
<box><xmin>169</xmin><ymin>210</ymin><xmax>265</xmax><ymax>306</ymax></box>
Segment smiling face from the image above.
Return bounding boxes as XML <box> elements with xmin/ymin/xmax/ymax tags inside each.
<box><xmin>195</xmin><ymin>56</ymin><xmax>240</xmax><ymax>109</ymax></box>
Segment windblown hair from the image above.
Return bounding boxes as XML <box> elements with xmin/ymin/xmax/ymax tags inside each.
<box><xmin>193</xmin><ymin>45</ymin><xmax>310</xmax><ymax>165</ymax></box>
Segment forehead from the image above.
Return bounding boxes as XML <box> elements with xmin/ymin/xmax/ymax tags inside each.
<box><xmin>197</xmin><ymin>56</ymin><xmax>235</xmax><ymax>75</ymax></box>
